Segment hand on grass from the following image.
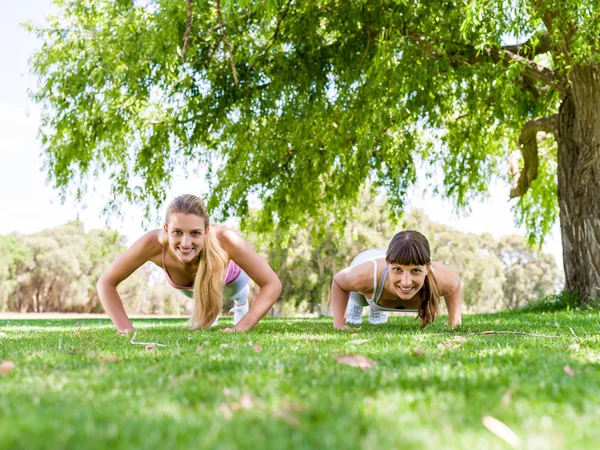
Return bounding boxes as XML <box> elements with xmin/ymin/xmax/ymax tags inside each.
<box><xmin>118</xmin><ymin>328</ymin><xmax>135</xmax><ymax>335</ymax></box>
<box><xmin>220</xmin><ymin>327</ymin><xmax>240</xmax><ymax>333</ymax></box>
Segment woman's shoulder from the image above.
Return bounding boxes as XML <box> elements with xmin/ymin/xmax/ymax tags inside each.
<box><xmin>130</xmin><ymin>229</ymin><xmax>164</xmax><ymax>258</ymax></box>
<box><xmin>431</xmin><ymin>261</ymin><xmax>460</xmax><ymax>296</ymax></box>
<box><xmin>213</xmin><ymin>225</ymin><xmax>243</xmax><ymax>249</ymax></box>
<box><xmin>335</xmin><ymin>258</ymin><xmax>380</xmax><ymax>294</ymax></box>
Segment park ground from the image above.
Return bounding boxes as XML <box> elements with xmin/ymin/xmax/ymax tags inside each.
<box><xmin>1</xmin><ymin>311</ymin><xmax>599</xmax><ymax>449</ymax></box>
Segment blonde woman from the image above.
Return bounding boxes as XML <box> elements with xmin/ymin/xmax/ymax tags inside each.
<box><xmin>97</xmin><ymin>194</ymin><xmax>282</xmax><ymax>333</ymax></box>
<box><xmin>332</xmin><ymin>230</ymin><xmax>461</xmax><ymax>329</ymax></box>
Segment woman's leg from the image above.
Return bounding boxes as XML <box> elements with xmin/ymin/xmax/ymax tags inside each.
<box><xmin>347</xmin><ymin>249</ymin><xmax>386</xmax><ymax>324</ymax></box>
<box><xmin>347</xmin><ymin>291</ymin><xmax>368</xmax><ymax>324</ymax></box>
<box><xmin>223</xmin><ymin>271</ymin><xmax>251</xmax><ymax>325</ymax></box>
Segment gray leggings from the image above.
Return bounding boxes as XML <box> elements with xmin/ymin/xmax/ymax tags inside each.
<box><xmin>179</xmin><ymin>270</ymin><xmax>250</xmax><ymax>304</ymax></box>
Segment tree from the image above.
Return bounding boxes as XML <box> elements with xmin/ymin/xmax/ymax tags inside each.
<box><xmin>29</xmin><ymin>0</ymin><xmax>599</xmax><ymax>302</ymax></box>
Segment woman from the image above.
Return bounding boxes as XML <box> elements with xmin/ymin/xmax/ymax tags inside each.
<box><xmin>331</xmin><ymin>230</ymin><xmax>461</xmax><ymax>329</ymax></box>
<box><xmin>97</xmin><ymin>194</ymin><xmax>282</xmax><ymax>333</ymax></box>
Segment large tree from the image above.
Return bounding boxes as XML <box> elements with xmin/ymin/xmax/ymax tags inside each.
<box><xmin>29</xmin><ymin>0</ymin><xmax>599</xmax><ymax>301</ymax></box>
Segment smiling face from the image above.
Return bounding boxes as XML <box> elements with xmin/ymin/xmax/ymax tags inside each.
<box><xmin>387</xmin><ymin>263</ymin><xmax>430</xmax><ymax>299</ymax></box>
<box><xmin>163</xmin><ymin>213</ymin><xmax>207</xmax><ymax>264</ymax></box>
<box><xmin>385</xmin><ymin>230</ymin><xmax>433</xmax><ymax>300</ymax></box>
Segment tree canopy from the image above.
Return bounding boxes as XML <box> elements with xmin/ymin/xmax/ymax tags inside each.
<box><xmin>29</xmin><ymin>0</ymin><xmax>600</xmax><ymax>300</ymax></box>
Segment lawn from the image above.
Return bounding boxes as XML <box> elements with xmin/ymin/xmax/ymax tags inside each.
<box><xmin>1</xmin><ymin>311</ymin><xmax>599</xmax><ymax>450</ymax></box>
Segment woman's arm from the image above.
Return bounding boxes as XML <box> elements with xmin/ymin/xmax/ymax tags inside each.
<box><xmin>331</xmin><ymin>263</ymin><xmax>371</xmax><ymax>330</ymax></box>
<box><xmin>218</xmin><ymin>228</ymin><xmax>282</xmax><ymax>331</ymax></box>
<box><xmin>96</xmin><ymin>231</ymin><xmax>160</xmax><ymax>333</ymax></box>
<box><xmin>438</xmin><ymin>264</ymin><xmax>462</xmax><ymax>328</ymax></box>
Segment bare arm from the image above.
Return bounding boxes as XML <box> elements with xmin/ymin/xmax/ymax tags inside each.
<box><xmin>444</xmin><ymin>279</ymin><xmax>462</xmax><ymax>328</ymax></box>
<box><xmin>96</xmin><ymin>231</ymin><xmax>160</xmax><ymax>333</ymax></box>
<box><xmin>219</xmin><ymin>229</ymin><xmax>282</xmax><ymax>331</ymax></box>
<box><xmin>331</xmin><ymin>264</ymin><xmax>371</xmax><ymax>330</ymax></box>
<box><xmin>438</xmin><ymin>264</ymin><xmax>462</xmax><ymax>328</ymax></box>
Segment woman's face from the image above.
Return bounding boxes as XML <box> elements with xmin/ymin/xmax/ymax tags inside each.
<box><xmin>387</xmin><ymin>263</ymin><xmax>430</xmax><ymax>299</ymax></box>
<box><xmin>164</xmin><ymin>213</ymin><xmax>207</xmax><ymax>264</ymax></box>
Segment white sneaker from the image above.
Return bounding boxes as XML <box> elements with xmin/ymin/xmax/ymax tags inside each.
<box><xmin>229</xmin><ymin>300</ymin><xmax>249</xmax><ymax>325</ymax></box>
<box><xmin>346</xmin><ymin>302</ymin><xmax>364</xmax><ymax>324</ymax></box>
<box><xmin>369</xmin><ymin>307</ymin><xmax>388</xmax><ymax>324</ymax></box>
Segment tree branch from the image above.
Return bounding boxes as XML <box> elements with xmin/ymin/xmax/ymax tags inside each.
<box><xmin>468</xmin><ymin>331</ymin><xmax>560</xmax><ymax>338</ymax></box>
<box><xmin>509</xmin><ymin>115</ymin><xmax>558</xmax><ymax>198</ymax></box>
<box><xmin>408</xmin><ymin>32</ymin><xmax>563</xmax><ymax>93</ymax></box>
<box><xmin>182</xmin><ymin>0</ymin><xmax>194</xmax><ymax>61</ymax></box>
<box><xmin>490</xmin><ymin>48</ymin><xmax>560</xmax><ymax>91</ymax></box>
<box><xmin>216</xmin><ymin>0</ymin><xmax>239</xmax><ymax>85</ymax></box>
<box><xmin>501</xmin><ymin>32</ymin><xmax>551</xmax><ymax>59</ymax></box>
<box><xmin>260</xmin><ymin>0</ymin><xmax>294</xmax><ymax>57</ymax></box>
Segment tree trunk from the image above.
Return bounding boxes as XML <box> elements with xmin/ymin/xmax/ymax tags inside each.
<box><xmin>556</xmin><ymin>65</ymin><xmax>600</xmax><ymax>302</ymax></box>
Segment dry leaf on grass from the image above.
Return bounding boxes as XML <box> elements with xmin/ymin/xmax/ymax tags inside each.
<box><xmin>501</xmin><ymin>388</ymin><xmax>514</xmax><ymax>407</ymax></box>
<box><xmin>219</xmin><ymin>403</ymin><xmax>233</xmax><ymax>420</ymax></box>
<box><xmin>347</xmin><ymin>339</ymin><xmax>370</xmax><ymax>346</ymax></box>
<box><xmin>0</xmin><ymin>359</ymin><xmax>15</xmax><ymax>374</ymax></box>
<box><xmin>145</xmin><ymin>344</ymin><xmax>156</xmax><ymax>352</ymax></box>
<box><xmin>168</xmin><ymin>374</ymin><xmax>194</xmax><ymax>387</ymax></box>
<box><xmin>74</xmin><ymin>327</ymin><xmax>81</xmax><ymax>335</ymax></box>
<box><xmin>101</xmin><ymin>355</ymin><xmax>122</xmax><ymax>362</ymax></box>
<box><xmin>272</xmin><ymin>409</ymin><xmax>303</xmax><ymax>428</ymax></box>
<box><xmin>438</xmin><ymin>340</ymin><xmax>463</xmax><ymax>350</ymax></box>
<box><xmin>482</xmin><ymin>415</ymin><xmax>520</xmax><ymax>449</ymax></box>
<box><xmin>254</xmin><ymin>344</ymin><xmax>263</xmax><ymax>353</ymax></box>
<box><xmin>413</xmin><ymin>349</ymin><xmax>424</xmax><ymax>356</ymax></box>
<box><xmin>332</xmin><ymin>354</ymin><xmax>376</xmax><ymax>370</ymax></box>
<box><xmin>564</xmin><ymin>365</ymin><xmax>575</xmax><ymax>376</ymax></box>
<box><xmin>223</xmin><ymin>388</ymin><xmax>234</xmax><ymax>396</ymax></box>
<box><xmin>229</xmin><ymin>394</ymin><xmax>266</xmax><ymax>412</ymax></box>
<box><xmin>453</xmin><ymin>336</ymin><xmax>467</xmax><ymax>343</ymax></box>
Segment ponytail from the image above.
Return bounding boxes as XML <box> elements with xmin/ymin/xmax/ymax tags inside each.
<box><xmin>189</xmin><ymin>226</ymin><xmax>229</xmax><ymax>329</ymax></box>
<box><xmin>417</xmin><ymin>269</ymin><xmax>440</xmax><ymax>328</ymax></box>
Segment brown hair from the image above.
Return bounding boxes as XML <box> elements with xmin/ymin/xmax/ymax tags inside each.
<box><xmin>386</xmin><ymin>230</ymin><xmax>440</xmax><ymax>327</ymax></box>
<box><xmin>161</xmin><ymin>194</ymin><xmax>228</xmax><ymax>329</ymax></box>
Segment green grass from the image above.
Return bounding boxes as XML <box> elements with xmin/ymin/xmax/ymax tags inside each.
<box><xmin>1</xmin><ymin>311</ymin><xmax>599</xmax><ymax>450</ymax></box>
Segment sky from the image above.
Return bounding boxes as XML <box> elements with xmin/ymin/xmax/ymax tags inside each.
<box><xmin>0</xmin><ymin>1</ymin><xmax>564</xmax><ymax>272</ymax></box>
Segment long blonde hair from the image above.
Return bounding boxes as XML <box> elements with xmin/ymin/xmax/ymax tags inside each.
<box><xmin>386</xmin><ymin>230</ymin><xmax>441</xmax><ymax>327</ymax></box>
<box><xmin>161</xmin><ymin>194</ymin><xmax>229</xmax><ymax>329</ymax></box>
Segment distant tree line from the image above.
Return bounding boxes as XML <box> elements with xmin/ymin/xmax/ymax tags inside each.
<box><xmin>0</xmin><ymin>221</ymin><xmax>186</xmax><ymax>315</ymax></box>
<box><xmin>0</xmin><ymin>198</ymin><xmax>562</xmax><ymax>315</ymax></box>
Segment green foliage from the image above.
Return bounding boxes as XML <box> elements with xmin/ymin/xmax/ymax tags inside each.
<box><xmin>1</xmin><ymin>313</ymin><xmax>600</xmax><ymax>449</ymax></box>
<box><xmin>29</xmin><ymin>0</ymin><xmax>597</xmax><ymax>240</ymax></box>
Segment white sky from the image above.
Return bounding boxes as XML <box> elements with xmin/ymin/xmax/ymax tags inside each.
<box><xmin>0</xmin><ymin>1</ymin><xmax>564</xmax><ymax>273</ymax></box>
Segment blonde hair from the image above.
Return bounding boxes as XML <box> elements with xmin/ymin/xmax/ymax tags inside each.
<box><xmin>386</xmin><ymin>230</ymin><xmax>441</xmax><ymax>327</ymax></box>
<box><xmin>161</xmin><ymin>194</ymin><xmax>229</xmax><ymax>329</ymax></box>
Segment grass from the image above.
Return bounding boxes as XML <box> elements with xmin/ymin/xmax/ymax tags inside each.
<box><xmin>1</xmin><ymin>311</ymin><xmax>599</xmax><ymax>450</ymax></box>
